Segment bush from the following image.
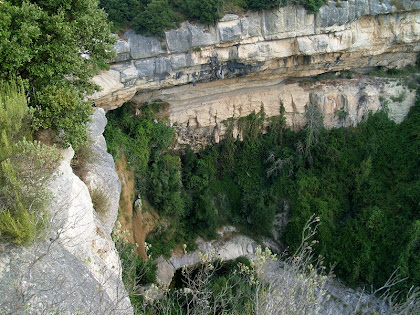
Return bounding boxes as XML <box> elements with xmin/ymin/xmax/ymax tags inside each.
<box><xmin>177</xmin><ymin>0</ymin><xmax>222</xmax><ymax>25</ymax></box>
<box><xmin>0</xmin><ymin>0</ymin><xmax>115</xmax><ymax>149</ymax></box>
<box><xmin>33</xmin><ymin>85</ymin><xmax>93</xmax><ymax>150</ymax></box>
<box><xmin>0</xmin><ymin>80</ymin><xmax>61</xmax><ymax>245</ymax></box>
<box><xmin>133</xmin><ymin>0</ymin><xmax>178</xmax><ymax>36</ymax></box>
<box><xmin>302</xmin><ymin>0</ymin><xmax>327</xmax><ymax>13</ymax></box>
<box><xmin>0</xmin><ymin>204</ymin><xmax>38</xmax><ymax>246</ymax></box>
<box><xmin>246</xmin><ymin>0</ymin><xmax>280</xmax><ymax>11</ymax></box>
<box><xmin>89</xmin><ymin>188</ymin><xmax>110</xmax><ymax>215</ymax></box>
<box><xmin>221</xmin><ymin>0</ymin><xmax>249</xmax><ymax>14</ymax></box>
<box><xmin>99</xmin><ymin>0</ymin><xmax>145</xmax><ymax>30</ymax></box>
<box><xmin>71</xmin><ymin>142</ymin><xmax>96</xmax><ymax>181</ymax></box>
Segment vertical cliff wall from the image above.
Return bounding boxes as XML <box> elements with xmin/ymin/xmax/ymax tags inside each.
<box><xmin>0</xmin><ymin>109</ymin><xmax>133</xmax><ymax>314</ymax></box>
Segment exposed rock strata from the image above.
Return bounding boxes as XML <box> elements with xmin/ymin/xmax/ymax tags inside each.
<box><xmin>141</xmin><ymin>76</ymin><xmax>415</xmax><ymax>147</ymax></box>
<box><xmin>89</xmin><ymin>1</ymin><xmax>420</xmax><ymax>146</ymax></box>
<box><xmin>89</xmin><ymin>1</ymin><xmax>420</xmax><ymax>114</ymax></box>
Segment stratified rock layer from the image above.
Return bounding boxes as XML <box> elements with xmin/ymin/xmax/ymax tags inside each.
<box><xmin>89</xmin><ymin>1</ymin><xmax>420</xmax><ymax>145</ymax></box>
<box><xmin>142</xmin><ymin>76</ymin><xmax>416</xmax><ymax>147</ymax></box>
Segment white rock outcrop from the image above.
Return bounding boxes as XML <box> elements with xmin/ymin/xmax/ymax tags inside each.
<box><xmin>155</xmin><ymin>228</ymin><xmax>257</xmax><ymax>287</ymax></box>
<box><xmin>0</xmin><ymin>110</ymin><xmax>133</xmax><ymax>314</ymax></box>
<box><xmin>139</xmin><ymin>76</ymin><xmax>414</xmax><ymax>147</ymax></box>
<box><xmin>84</xmin><ymin>108</ymin><xmax>121</xmax><ymax>235</ymax></box>
<box><xmin>49</xmin><ymin>109</ymin><xmax>132</xmax><ymax>313</ymax></box>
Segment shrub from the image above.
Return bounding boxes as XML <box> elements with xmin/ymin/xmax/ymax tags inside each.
<box><xmin>246</xmin><ymin>0</ymin><xmax>280</xmax><ymax>11</ymax></box>
<box><xmin>89</xmin><ymin>188</ymin><xmax>110</xmax><ymax>215</ymax></box>
<box><xmin>221</xmin><ymin>0</ymin><xmax>249</xmax><ymax>14</ymax></box>
<box><xmin>0</xmin><ymin>80</ymin><xmax>61</xmax><ymax>245</ymax></box>
<box><xmin>32</xmin><ymin>85</ymin><xmax>93</xmax><ymax>150</ymax></box>
<box><xmin>302</xmin><ymin>0</ymin><xmax>327</xmax><ymax>13</ymax></box>
<box><xmin>390</xmin><ymin>91</ymin><xmax>407</xmax><ymax>103</ymax></box>
<box><xmin>71</xmin><ymin>142</ymin><xmax>96</xmax><ymax>181</ymax></box>
<box><xmin>177</xmin><ymin>0</ymin><xmax>221</xmax><ymax>25</ymax></box>
<box><xmin>0</xmin><ymin>0</ymin><xmax>115</xmax><ymax>149</ymax></box>
<box><xmin>99</xmin><ymin>0</ymin><xmax>145</xmax><ymax>30</ymax></box>
<box><xmin>133</xmin><ymin>0</ymin><xmax>178</xmax><ymax>36</ymax></box>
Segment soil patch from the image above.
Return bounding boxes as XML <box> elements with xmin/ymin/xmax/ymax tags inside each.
<box><xmin>133</xmin><ymin>201</ymin><xmax>159</xmax><ymax>260</ymax></box>
<box><xmin>116</xmin><ymin>154</ymin><xmax>135</xmax><ymax>244</ymax></box>
<box><xmin>116</xmin><ymin>154</ymin><xmax>159</xmax><ymax>259</ymax></box>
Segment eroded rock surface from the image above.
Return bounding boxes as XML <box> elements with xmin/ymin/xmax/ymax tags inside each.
<box><xmin>143</xmin><ymin>76</ymin><xmax>415</xmax><ymax>147</ymax></box>
<box><xmin>84</xmin><ymin>108</ymin><xmax>121</xmax><ymax>235</ymax></box>
<box><xmin>155</xmin><ymin>227</ymin><xmax>257</xmax><ymax>287</ymax></box>
<box><xmin>89</xmin><ymin>1</ymin><xmax>419</xmax><ymax>109</ymax></box>
<box><xmin>0</xmin><ymin>241</ymin><xmax>116</xmax><ymax>314</ymax></box>
<box><xmin>0</xmin><ymin>111</ymin><xmax>132</xmax><ymax>314</ymax></box>
<box><xmin>89</xmin><ymin>1</ymin><xmax>420</xmax><ymax>146</ymax></box>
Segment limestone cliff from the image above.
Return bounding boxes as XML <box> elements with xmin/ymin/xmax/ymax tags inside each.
<box><xmin>90</xmin><ymin>0</ymin><xmax>420</xmax><ymax>145</ymax></box>
<box><xmin>0</xmin><ymin>109</ymin><xmax>132</xmax><ymax>314</ymax></box>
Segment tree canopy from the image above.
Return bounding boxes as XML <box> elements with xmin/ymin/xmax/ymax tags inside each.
<box><xmin>0</xmin><ymin>0</ymin><xmax>116</xmax><ymax>148</ymax></box>
<box><xmin>105</xmin><ymin>79</ymin><xmax>420</xmax><ymax>293</ymax></box>
<box><xmin>100</xmin><ymin>0</ymin><xmax>327</xmax><ymax>36</ymax></box>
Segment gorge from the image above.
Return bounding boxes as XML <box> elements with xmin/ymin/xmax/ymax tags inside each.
<box><xmin>93</xmin><ymin>1</ymin><xmax>420</xmax><ymax>312</ymax></box>
<box><xmin>1</xmin><ymin>0</ymin><xmax>420</xmax><ymax>313</ymax></box>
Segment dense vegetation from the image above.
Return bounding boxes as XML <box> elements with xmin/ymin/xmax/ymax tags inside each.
<box><xmin>105</xmin><ymin>102</ymin><xmax>201</xmax><ymax>255</ymax></box>
<box><xmin>0</xmin><ymin>0</ymin><xmax>115</xmax><ymax>243</ymax></box>
<box><xmin>0</xmin><ymin>0</ymin><xmax>115</xmax><ymax>149</ymax></box>
<box><xmin>106</xmin><ymin>74</ymin><xmax>420</xmax><ymax>294</ymax></box>
<box><xmin>99</xmin><ymin>0</ymin><xmax>327</xmax><ymax>36</ymax></box>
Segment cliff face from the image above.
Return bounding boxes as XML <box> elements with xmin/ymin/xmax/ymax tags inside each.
<box><xmin>47</xmin><ymin>109</ymin><xmax>131</xmax><ymax>312</ymax></box>
<box><xmin>149</xmin><ymin>76</ymin><xmax>416</xmax><ymax>147</ymax></box>
<box><xmin>0</xmin><ymin>109</ymin><xmax>132</xmax><ymax>314</ymax></box>
<box><xmin>90</xmin><ymin>0</ymin><xmax>420</xmax><ymax>144</ymax></box>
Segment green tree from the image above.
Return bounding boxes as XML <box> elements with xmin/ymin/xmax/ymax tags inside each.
<box><xmin>148</xmin><ymin>154</ymin><xmax>185</xmax><ymax>217</ymax></box>
<box><xmin>0</xmin><ymin>0</ymin><xmax>116</xmax><ymax>148</ymax></box>
<box><xmin>177</xmin><ymin>0</ymin><xmax>221</xmax><ymax>25</ymax></box>
<box><xmin>99</xmin><ymin>0</ymin><xmax>145</xmax><ymax>29</ymax></box>
<box><xmin>133</xmin><ymin>0</ymin><xmax>178</xmax><ymax>36</ymax></box>
<box><xmin>246</xmin><ymin>0</ymin><xmax>279</xmax><ymax>11</ymax></box>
